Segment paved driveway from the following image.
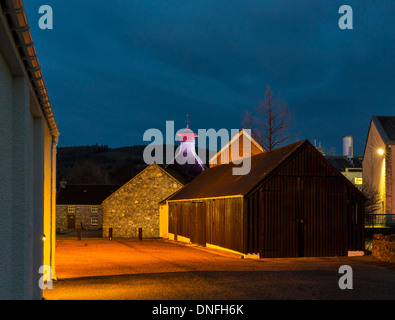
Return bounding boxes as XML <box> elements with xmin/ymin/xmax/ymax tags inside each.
<box><xmin>44</xmin><ymin>238</ymin><xmax>395</xmax><ymax>300</ymax></box>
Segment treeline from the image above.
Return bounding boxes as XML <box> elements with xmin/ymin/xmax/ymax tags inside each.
<box><xmin>57</xmin><ymin>144</ymin><xmax>211</xmax><ymax>186</ymax></box>
<box><xmin>57</xmin><ymin>144</ymin><xmax>147</xmax><ymax>186</ymax></box>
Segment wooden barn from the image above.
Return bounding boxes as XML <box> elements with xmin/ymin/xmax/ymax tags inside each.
<box><xmin>166</xmin><ymin>140</ymin><xmax>365</xmax><ymax>258</ymax></box>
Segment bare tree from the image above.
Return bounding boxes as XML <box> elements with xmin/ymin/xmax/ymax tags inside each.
<box><xmin>360</xmin><ymin>183</ymin><xmax>381</xmax><ymax>216</ymax></box>
<box><xmin>243</xmin><ymin>85</ymin><xmax>294</xmax><ymax>150</ymax></box>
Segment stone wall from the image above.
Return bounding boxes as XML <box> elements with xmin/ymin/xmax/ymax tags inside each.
<box><xmin>56</xmin><ymin>205</ymin><xmax>103</xmax><ymax>232</ymax></box>
<box><xmin>372</xmin><ymin>233</ymin><xmax>395</xmax><ymax>262</ymax></box>
<box><xmin>102</xmin><ymin>163</ymin><xmax>184</xmax><ymax>239</ymax></box>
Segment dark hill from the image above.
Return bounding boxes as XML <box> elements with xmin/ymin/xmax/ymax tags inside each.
<box><xmin>57</xmin><ymin>144</ymin><xmax>212</xmax><ymax>186</ymax></box>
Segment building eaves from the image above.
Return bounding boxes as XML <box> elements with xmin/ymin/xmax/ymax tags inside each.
<box><xmin>372</xmin><ymin>116</ymin><xmax>395</xmax><ymax>145</ymax></box>
<box><xmin>1</xmin><ymin>0</ymin><xmax>59</xmax><ymax>138</ymax></box>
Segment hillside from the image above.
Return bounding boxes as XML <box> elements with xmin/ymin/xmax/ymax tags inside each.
<box><xmin>57</xmin><ymin>144</ymin><xmax>212</xmax><ymax>186</ymax></box>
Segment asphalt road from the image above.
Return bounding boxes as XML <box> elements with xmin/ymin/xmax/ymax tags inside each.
<box><xmin>43</xmin><ymin>238</ymin><xmax>395</xmax><ymax>300</ymax></box>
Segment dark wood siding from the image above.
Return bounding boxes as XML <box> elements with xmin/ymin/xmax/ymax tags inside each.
<box><xmin>168</xmin><ymin>142</ymin><xmax>364</xmax><ymax>258</ymax></box>
<box><xmin>247</xmin><ymin>144</ymin><xmax>364</xmax><ymax>258</ymax></box>
<box><xmin>168</xmin><ymin>197</ymin><xmax>244</xmax><ymax>253</ymax></box>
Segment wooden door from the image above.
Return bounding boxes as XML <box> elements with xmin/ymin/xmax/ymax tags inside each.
<box><xmin>67</xmin><ymin>215</ymin><xmax>75</xmax><ymax>229</ymax></box>
<box><xmin>190</xmin><ymin>202</ymin><xmax>206</xmax><ymax>246</ymax></box>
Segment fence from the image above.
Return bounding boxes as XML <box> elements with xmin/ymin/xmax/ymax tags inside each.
<box><xmin>365</xmin><ymin>214</ymin><xmax>395</xmax><ymax>229</ymax></box>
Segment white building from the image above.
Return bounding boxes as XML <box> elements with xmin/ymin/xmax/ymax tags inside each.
<box><xmin>363</xmin><ymin>116</ymin><xmax>395</xmax><ymax>215</ymax></box>
<box><xmin>0</xmin><ymin>0</ymin><xmax>59</xmax><ymax>299</ymax></box>
<box><xmin>209</xmin><ymin>129</ymin><xmax>264</xmax><ymax>167</ymax></box>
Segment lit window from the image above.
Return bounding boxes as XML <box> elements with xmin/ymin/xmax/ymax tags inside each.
<box><xmin>68</xmin><ymin>206</ymin><xmax>75</xmax><ymax>213</ymax></box>
<box><xmin>91</xmin><ymin>206</ymin><xmax>98</xmax><ymax>213</ymax></box>
<box><xmin>354</xmin><ymin>177</ymin><xmax>363</xmax><ymax>185</ymax></box>
<box><xmin>91</xmin><ymin>216</ymin><xmax>98</xmax><ymax>226</ymax></box>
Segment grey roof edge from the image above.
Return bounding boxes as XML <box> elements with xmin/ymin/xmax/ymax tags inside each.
<box><xmin>372</xmin><ymin>116</ymin><xmax>390</xmax><ymax>144</ymax></box>
<box><xmin>372</xmin><ymin>116</ymin><xmax>395</xmax><ymax>145</ymax></box>
<box><xmin>2</xmin><ymin>0</ymin><xmax>60</xmax><ymax>138</ymax></box>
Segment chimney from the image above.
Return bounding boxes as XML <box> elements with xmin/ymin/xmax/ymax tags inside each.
<box><xmin>342</xmin><ymin>136</ymin><xmax>353</xmax><ymax>157</ymax></box>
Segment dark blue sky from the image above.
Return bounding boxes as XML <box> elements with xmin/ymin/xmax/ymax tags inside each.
<box><xmin>25</xmin><ymin>1</ymin><xmax>394</xmax><ymax>155</ymax></box>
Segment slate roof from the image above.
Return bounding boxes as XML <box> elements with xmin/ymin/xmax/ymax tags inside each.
<box><xmin>372</xmin><ymin>116</ymin><xmax>395</xmax><ymax>144</ymax></box>
<box><xmin>162</xmin><ymin>167</ymin><xmax>190</xmax><ymax>185</ymax></box>
<box><xmin>57</xmin><ymin>184</ymin><xmax>122</xmax><ymax>205</ymax></box>
<box><xmin>165</xmin><ymin>160</ymin><xmax>207</xmax><ymax>181</ymax></box>
<box><xmin>326</xmin><ymin>156</ymin><xmax>362</xmax><ymax>172</ymax></box>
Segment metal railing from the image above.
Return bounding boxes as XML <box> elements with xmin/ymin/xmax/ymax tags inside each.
<box><xmin>365</xmin><ymin>214</ymin><xmax>395</xmax><ymax>228</ymax></box>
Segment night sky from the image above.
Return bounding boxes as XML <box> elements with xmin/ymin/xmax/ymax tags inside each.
<box><xmin>24</xmin><ymin>1</ymin><xmax>394</xmax><ymax>155</ymax></box>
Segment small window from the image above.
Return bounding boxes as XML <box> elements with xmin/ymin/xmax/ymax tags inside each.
<box><xmin>91</xmin><ymin>206</ymin><xmax>98</xmax><ymax>213</ymax></box>
<box><xmin>354</xmin><ymin>177</ymin><xmax>363</xmax><ymax>185</ymax></box>
<box><xmin>68</xmin><ymin>206</ymin><xmax>75</xmax><ymax>213</ymax></box>
<box><xmin>91</xmin><ymin>216</ymin><xmax>98</xmax><ymax>226</ymax></box>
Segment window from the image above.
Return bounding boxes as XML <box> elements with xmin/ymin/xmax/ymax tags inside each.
<box><xmin>91</xmin><ymin>206</ymin><xmax>98</xmax><ymax>213</ymax></box>
<box><xmin>68</xmin><ymin>206</ymin><xmax>75</xmax><ymax>213</ymax></box>
<box><xmin>354</xmin><ymin>177</ymin><xmax>363</xmax><ymax>185</ymax></box>
<box><xmin>91</xmin><ymin>216</ymin><xmax>98</xmax><ymax>226</ymax></box>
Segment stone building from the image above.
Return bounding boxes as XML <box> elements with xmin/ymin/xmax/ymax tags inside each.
<box><xmin>56</xmin><ymin>184</ymin><xmax>121</xmax><ymax>232</ymax></box>
<box><xmin>0</xmin><ymin>0</ymin><xmax>59</xmax><ymax>299</ymax></box>
<box><xmin>102</xmin><ymin>163</ymin><xmax>187</xmax><ymax>239</ymax></box>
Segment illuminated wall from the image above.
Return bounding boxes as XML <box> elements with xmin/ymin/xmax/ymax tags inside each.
<box><xmin>363</xmin><ymin>121</ymin><xmax>387</xmax><ymax>213</ymax></box>
<box><xmin>43</xmin><ymin>125</ymin><xmax>57</xmax><ymax>280</ymax></box>
<box><xmin>0</xmin><ymin>0</ymin><xmax>58</xmax><ymax>299</ymax></box>
<box><xmin>387</xmin><ymin>146</ymin><xmax>394</xmax><ymax>215</ymax></box>
<box><xmin>159</xmin><ymin>203</ymin><xmax>169</xmax><ymax>238</ymax></box>
<box><xmin>0</xmin><ymin>52</ymin><xmax>57</xmax><ymax>299</ymax></box>
<box><xmin>103</xmin><ymin>163</ymin><xmax>185</xmax><ymax>239</ymax></box>
<box><xmin>210</xmin><ymin>129</ymin><xmax>264</xmax><ymax>167</ymax></box>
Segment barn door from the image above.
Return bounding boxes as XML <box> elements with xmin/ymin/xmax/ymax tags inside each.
<box><xmin>190</xmin><ymin>202</ymin><xmax>206</xmax><ymax>246</ymax></box>
<box><xmin>296</xmin><ymin>177</ymin><xmax>305</xmax><ymax>257</ymax></box>
<box><xmin>297</xmin><ymin>218</ymin><xmax>304</xmax><ymax>257</ymax></box>
<box><xmin>258</xmin><ymin>175</ymin><xmax>305</xmax><ymax>258</ymax></box>
<box><xmin>174</xmin><ymin>204</ymin><xmax>178</xmax><ymax>241</ymax></box>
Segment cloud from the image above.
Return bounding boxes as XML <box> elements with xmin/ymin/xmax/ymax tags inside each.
<box><xmin>24</xmin><ymin>1</ymin><xmax>395</xmax><ymax>154</ymax></box>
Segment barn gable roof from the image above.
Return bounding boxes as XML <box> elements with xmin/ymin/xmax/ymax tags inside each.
<box><xmin>168</xmin><ymin>140</ymin><xmax>306</xmax><ymax>201</ymax></box>
<box><xmin>167</xmin><ymin>139</ymin><xmax>363</xmax><ymax>202</ymax></box>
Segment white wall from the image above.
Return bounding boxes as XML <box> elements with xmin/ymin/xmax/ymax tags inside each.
<box><xmin>0</xmin><ymin>50</ymin><xmax>48</xmax><ymax>299</ymax></box>
<box><xmin>0</xmin><ymin>48</ymin><xmax>15</xmax><ymax>299</ymax></box>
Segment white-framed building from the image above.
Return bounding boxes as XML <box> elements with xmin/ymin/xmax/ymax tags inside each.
<box><xmin>363</xmin><ymin>116</ymin><xmax>395</xmax><ymax>215</ymax></box>
<box><xmin>0</xmin><ymin>0</ymin><xmax>59</xmax><ymax>299</ymax></box>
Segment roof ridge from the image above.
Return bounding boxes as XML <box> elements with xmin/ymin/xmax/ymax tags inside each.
<box><xmin>372</xmin><ymin>115</ymin><xmax>395</xmax><ymax>144</ymax></box>
<box><xmin>167</xmin><ymin>140</ymin><xmax>308</xmax><ymax>201</ymax></box>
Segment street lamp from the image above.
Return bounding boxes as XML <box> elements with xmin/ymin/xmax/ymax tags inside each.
<box><xmin>377</xmin><ymin>148</ymin><xmax>385</xmax><ymax>155</ymax></box>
